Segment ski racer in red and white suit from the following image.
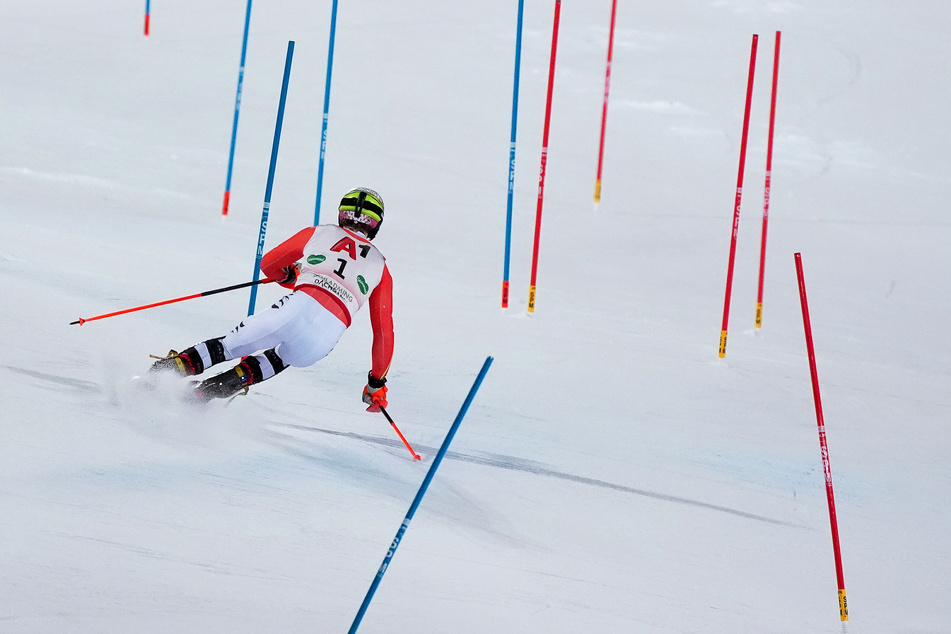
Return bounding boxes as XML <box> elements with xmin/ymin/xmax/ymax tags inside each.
<box><xmin>260</xmin><ymin>223</ymin><xmax>394</xmax><ymax>383</ymax></box>
<box><xmin>149</xmin><ymin>187</ymin><xmax>393</xmax><ymax>407</ymax></box>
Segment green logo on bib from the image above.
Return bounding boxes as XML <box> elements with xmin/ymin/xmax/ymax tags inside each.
<box><xmin>306</xmin><ymin>254</ymin><xmax>326</xmax><ymax>265</ymax></box>
<box><xmin>357</xmin><ymin>275</ymin><xmax>369</xmax><ymax>294</ymax></box>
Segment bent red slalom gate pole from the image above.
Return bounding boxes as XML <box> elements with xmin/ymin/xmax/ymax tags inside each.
<box><xmin>527</xmin><ymin>0</ymin><xmax>562</xmax><ymax>315</ymax></box>
<box><xmin>594</xmin><ymin>0</ymin><xmax>618</xmax><ymax>204</ymax></box>
<box><xmin>718</xmin><ymin>34</ymin><xmax>758</xmax><ymax>358</ymax></box>
<box><xmin>378</xmin><ymin>406</ymin><xmax>421</xmax><ymax>461</ymax></box>
<box><xmin>70</xmin><ymin>279</ymin><xmax>275</xmax><ymax>326</ymax></box>
<box><xmin>795</xmin><ymin>253</ymin><xmax>849</xmax><ymax>631</ymax></box>
<box><xmin>756</xmin><ymin>31</ymin><xmax>781</xmax><ymax>328</ymax></box>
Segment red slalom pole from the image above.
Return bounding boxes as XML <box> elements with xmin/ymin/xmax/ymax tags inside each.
<box><xmin>795</xmin><ymin>253</ymin><xmax>849</xmax><ymax>631</ymax></box>
<box><xmin>378</xmin><ymin>406</ymin><xmax>421</xmax><ymax>461</ymax></box>
<box><xmin>594</xmin><ymin>0</ymin><xmax>618</xmax><ymax>204</ymax></box>
<box><xmin>527</xmin><ymin>0</ymin><xmax>562</xmax><ymax>314</ymax></box>
<box><xmin>718</xmin><ymin>34</ymin><xmax>758</xmax><ymax>358</ymax></box>
<box><xmin>144</xmin><ymin>0</ymin><xmax>150</xmax><ymax>36</ymax></box>
<box><xmin>756</xmin><ymin>31</ymin><xmax>781</xmax><ymax>328</ymax></box>
<box><xmin>70</xmin><ymin>278</ymin><xmax>275</xmax><ymax>326</ymax></box>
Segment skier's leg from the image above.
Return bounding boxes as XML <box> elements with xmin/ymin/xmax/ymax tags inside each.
<box><xmin>149</xmin><ymin>337</ymin><xmax>226</xmax><ymax>376</ymax></box>
<box><xmin>271</xmin><ymin>299</ymin><xmax>347</xmax><ymax>367</ymax></box>
<box><xmin>219</xmin><ymin>292</ymin><xmax>315</xmax><ymax>360</ymax></box>
<box><xmin>191</xmin><ymin>293</ymin><xmax>345</xmax><ymax>401</ymax></box>
<box><xmin>152</xmin><ymin>292</ymin><xmax>308</xmax><ymax>377</ymax></box>
<box><xmin>192</xmin><ymin>348</ymin><xmax>287</xmax><ymax>401</ymax></box>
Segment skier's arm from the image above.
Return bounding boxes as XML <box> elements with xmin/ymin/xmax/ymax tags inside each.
<box><xmin>368</xmin><ymin>264</ymin><xmax>394</xmax><ymax>380</ymax></box>
<box><xmin>260</xmin><ymin>226</ymin><xmax>315</xmax><ymax>288</ymax></box>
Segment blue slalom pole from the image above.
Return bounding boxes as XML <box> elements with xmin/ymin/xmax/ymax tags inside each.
<box><xmin>501</xmin><ymin>0</ymin><xmax>525</xmax><ymax>309</ymax></box>
<box><xmin>348</xmin><ymin>356</ymin><xmax>494</xmax><ymax>633</ymax></box>
<box><xmin>314</xmin><ymin>0</ymin><xmax>339</xmax><ymax>225</ymax></box>
<box><xmin>248</xmin><ymin>41</ymin><xmax>294</xmax><ymax>316</ymax></box>
<box><xmin>221</xmin><ymin>0</ymin><xmax>253</xmax><ymax>216</ymax></box>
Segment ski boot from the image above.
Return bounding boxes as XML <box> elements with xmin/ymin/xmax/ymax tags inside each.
<box><xmin>149</xmin><ymin>348</ymin><xmax>201</xmax><ymax>376</ymax></box>
<box><xmin>190</xmin><ymin>361</ymin><xmax>253</xmax><ymax>403</ymax></box>
<box><xmin>149</xmin><ymin>350</ymin><xmax>189</xmax><ymax>375</ymax></box>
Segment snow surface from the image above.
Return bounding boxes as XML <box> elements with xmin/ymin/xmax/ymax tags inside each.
<box><xmin>2</xmin><ymin>1</ymin><xmax>950</xmax><ymax>632</ymax></box>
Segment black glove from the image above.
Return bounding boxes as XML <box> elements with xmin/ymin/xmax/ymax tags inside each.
<box><xmin>278</xmin><ymin>264</ymin><xmax>299</xmax><ymax>286</ymax></box>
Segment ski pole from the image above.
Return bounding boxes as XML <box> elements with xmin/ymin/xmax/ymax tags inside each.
<box><xmin>349</xmin><ymin>357</ymin><xmax>493</xmax><ymax>633</ymax></box>
<box><xmin>313</xmin><ymin>0</ymin><xmax>339</xmax><ymax>224</ymax></box>
<box><xmin>221</xmin><ymin>0</ymin><xmax>254</xmax><ymax>216</ymax></box>
<box><xmin>378</xmin><ymin>405</ymin><xmax>421</xmax><ymax>461</ymax></box>
<box><xmin>755</xmin><ymin>31</ymin><xmax>782</xmax><ymax>329</ymax></box>
<box><xmin>248</xmin><ymin>40</ymin><xmax>295</xmax><ymax>316</ymax></box>
<box><xmin>70</xmin><ymin>278</ymin><xmax>276</xmax><ymax>325</ymax></box>
<box><xmin>718</xmin><ymin>34</ymin><xmax>759</xmax><ymax>358</ymax></box>
<box><xmin>593</xmin><ymin>0</ymin><xmax>618</xmax><ymax>204</ymax></box>
<box><xmin>795</xmin><ymin>253</ymin><xmax>849</xmax><ymax>630</ymax></box>
<box><xmin>500</xmin><ymin>0</ymin><xmax>525</xmax><ymax>309</ymax></box>
<box><xmin>527</xmin><ymin>0</ymin><xmax>562</xmax><ymax>314</ymax></box>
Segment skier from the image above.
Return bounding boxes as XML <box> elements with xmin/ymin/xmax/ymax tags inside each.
<box><xmin>150</xmin><ymin>187</ymin><xmax>393</xmax><ymax>409</ymax></box>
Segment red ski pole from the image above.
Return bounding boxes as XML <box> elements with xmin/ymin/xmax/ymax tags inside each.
<box><xmin>795</xmin><ymin>252</ymin><xmax>849</xmax><ymax>630</ymax></box>
<box><xmin>379</xmin><ymin>405</ymin><xmax>422</xmax><ymax>461</ymax></box>
<box><xmin>719</xmin><ymin>34</ymin><xmax>758</xmax><ymax>358</ymax></box>
<box><xmin>527</xmin><ymin>0</ymin><xmax>562</xmax><ymax>314</ymax></box>
<box><xmin>594</xmin><ymin>0</ymin><xmax>618</xmax><ymax>204</ymax></box>
<box><xmin>70</xmin><ymin>278</ymin><xmax>275</xmax><ymax>326</ymax></box>
<box><xmin>756</xmin><ymin>31</ymin><xmax>781</xmax><ymax>328</ymax></box>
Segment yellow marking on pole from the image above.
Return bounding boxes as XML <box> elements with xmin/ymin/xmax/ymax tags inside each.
<box><xmin>838</xmin><ymin>589</ymin><xmax>848</xmax><ymax>621</ymax></box>
<box><xmin>718</xmin><ymin>330</ymin><xmax>728</xmax><ymax>358</ymax></box>
<box><xmin>755</xmin><ymin>302</ymin><xmax>763</xmax><ymax>328</ymax></box>
<box><xmin>528</xmin><ymin>286</ymin><xmax>536</xmax><ymax>313</ymax></box>
<box><xmin>594</xmin><ymin>179</ymin><xmax>602</xmax><ymax>203</ymax></box>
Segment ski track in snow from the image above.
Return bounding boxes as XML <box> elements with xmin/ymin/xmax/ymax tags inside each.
<box><xmin>269</xmin><ymin>422</ymin><xmax>804</xmax><ymax>529</ymax></box>
<box><xmin>0</xmin><ymin>365</ymin><xmax>102</xmax><ymax>394</ymax></box>
<box><xmin>2</xmin><ymin>362</ymin><xmax>800</xmax><ymax>529</ymax></box>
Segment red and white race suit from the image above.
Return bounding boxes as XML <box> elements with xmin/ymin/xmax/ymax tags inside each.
<box><xmin>260</xmin><ymin>225</ymin><xmax>394</xmax><ymax>379</ymax></box>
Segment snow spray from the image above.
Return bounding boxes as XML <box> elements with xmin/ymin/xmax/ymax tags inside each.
<box><xmin>755</xmin><ymin>31</ymin><xmax>781</xmax><ymax>327</ymax></box>
<box><xmin>314</xmin><ymin>0</ymin><xmax>339</xmax><ymax>224</ymax></box>
<box><xmin>348</xmin><ymin>357</ymin><xmax>494</xmax><ymax>633</ymax></box>
<box><xmin>248</xmin><ymin>41</ymin><xmax>294</xmax><ymax>316</ymax></box>
<box><xmin>501</xmin><ymin>0</ymin><xmax>525</xmax><ymax>309</ymax></box>
<box><xmin>594</xmin><ymin>0</ymin><xmax>618</xmax><ymax>204</ymax></box>
<box><xmin>222</xmin><ymin>0</ymin><xmax>253</xmax><ymax>216</ymax></box>
<box><xmin>718</xmin><ymin>34</ymin><xmax>758</xmax><ymax>357</ymax></box>
<box><xmin>527</xmin><ymin>0</ymin><xmax>562</xmax><ymax>315</ymax></box>
<box><xmin>795</xmin><ymin>253</ymin><xmax>849</xmax><ymax>631</ymax></box>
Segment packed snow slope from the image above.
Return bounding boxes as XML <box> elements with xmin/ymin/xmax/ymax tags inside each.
<box><xmin>2</xmin><ymin>1</ymin><xmax>949</xmax><ymax>632</ymax></box>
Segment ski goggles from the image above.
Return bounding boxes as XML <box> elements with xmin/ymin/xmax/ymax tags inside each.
<box><xmin>338</xmin><ymin>208</ymin><xmax>380</xmax><ymax>230</ymax></box>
